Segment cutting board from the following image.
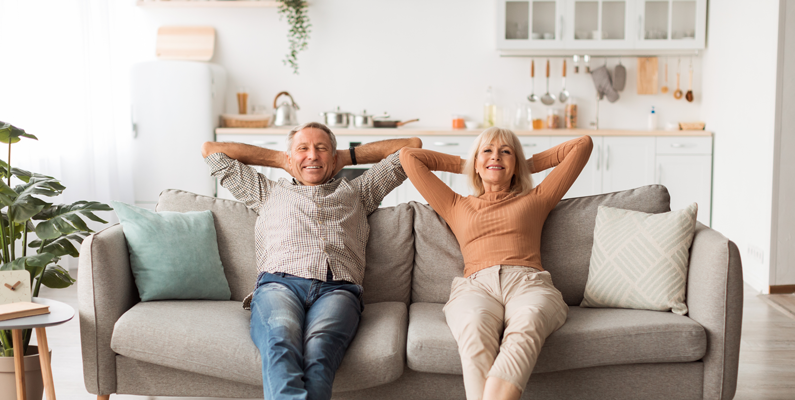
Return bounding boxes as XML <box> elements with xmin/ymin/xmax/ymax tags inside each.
<box><xmin>636</xmin><ymin>57</ymin><xmax>659</xmax><ymax>95</ymax></box>
<box><xmin>156</xmin><ymin>26</ymin><xmax>216</xmax><ymax>61</ymax></box>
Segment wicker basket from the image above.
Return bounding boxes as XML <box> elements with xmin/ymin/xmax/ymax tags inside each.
<box><xmin>221</xmin><ymin>114</ymin><xmax>271</xmax><ymax>128</ymax></box>
<box><xmin>678</xmin><ymin>121</ymin><xmax>706</xmax><ymax>130</ymax></box>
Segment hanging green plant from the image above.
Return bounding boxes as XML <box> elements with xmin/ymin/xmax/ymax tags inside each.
<box><xmin>278</xmin><ymin>0</ymin><xmax>311</xmax><ymax>74</ymax></box>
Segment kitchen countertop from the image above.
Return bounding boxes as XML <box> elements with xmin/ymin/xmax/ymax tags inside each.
<box><xmin>215</xmin><ymin>127</ymin><xmax>713</xmax><ymax>137</ymax></box>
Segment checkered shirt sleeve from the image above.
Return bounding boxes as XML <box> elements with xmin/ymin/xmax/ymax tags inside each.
<box><xmin>205</xmin><ymin>152</ymin><xmax>273</xmax><ymax>212</ymax></box>
<box><xmin>353</xmin><ymin>150</ymin><xmax>407</xmax><ymax>214</ymax></box>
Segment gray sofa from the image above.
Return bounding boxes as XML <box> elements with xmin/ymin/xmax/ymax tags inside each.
<box><xmin>78</xmin><ymin>185</ymin><xmax>743</xmax><ymax>400</ymax></box>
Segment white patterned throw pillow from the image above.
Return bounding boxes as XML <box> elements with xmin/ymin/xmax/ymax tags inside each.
<box><xmin>580</xmin><ymin>203</ymin><xmax>698</xmax><ymax>315</ymax></box>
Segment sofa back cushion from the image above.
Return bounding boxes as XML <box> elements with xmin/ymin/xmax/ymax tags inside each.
<box><xmin>157</xmin><ymin>189</ymin><xmax>258</xmax><ymax>302</ymax></box>
<box><xmin>410</xmin><ymin>185</ymin><xmax>671</xmax><ymax>305</ymax></box>
<box><xmin>361</xmin><ymin>203</ymin><xmax>415</xmax><ymax>305</ymax></box>
<box><xmin>156</xmin><ymin>189</ymin><xmax>415</xmax><ymax>305</ymax></box>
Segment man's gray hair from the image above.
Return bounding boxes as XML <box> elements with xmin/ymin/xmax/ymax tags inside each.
<box><xmin>286</xmin><ymin>122</ymin><xmax>337</xmax><ymax>155</ymax></box>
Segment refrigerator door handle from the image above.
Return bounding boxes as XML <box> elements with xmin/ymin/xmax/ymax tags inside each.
<box><xmin>131</xmin><ymin>105</ymin><xmax>138</xmax><ymax>138</ymax></box>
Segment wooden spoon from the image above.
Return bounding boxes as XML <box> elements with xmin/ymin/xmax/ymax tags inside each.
<box><xmin>673</xmin><ymin>58</ymin><xmax>683</xmax><ymax>99</ymax></box>
<box><xmin>661</xmin><ymin>58</ymin><xmax>669</xmax><ymax>94</ymax></box>
<box><xmin>685</xmin><ymin>64</ymin><xmax>694</xmax><ymax>102</ymax></box>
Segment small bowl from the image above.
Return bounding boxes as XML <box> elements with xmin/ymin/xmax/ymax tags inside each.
<box><xmin>543</xmin><ymin>33</ymin><xmax>555</xmax><ymax>40</ymax></box>
<box><xmin>464</xmin><ymin>121</ymin><xmax>479</xmax><ymax>130</ymax></box>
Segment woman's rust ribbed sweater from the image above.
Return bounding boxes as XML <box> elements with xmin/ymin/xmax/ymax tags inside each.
<box><xmin>399</xmin><ymin>136</ymin><xmax>593</xmax><ymax>278</ymax></box>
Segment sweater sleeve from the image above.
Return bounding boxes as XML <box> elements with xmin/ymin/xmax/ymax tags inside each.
<box><xmin>399</xmin><ymin>148</ymin><xmax>462</xmax><ymax>222</ymax></box>
<box><xmin>533</xmin><ymin>136</ymin><xmax>593</xmax><ymax>205</ymax></box>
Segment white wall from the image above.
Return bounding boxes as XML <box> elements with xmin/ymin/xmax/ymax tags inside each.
<box><xmin>772</xmin><ymin>0</ymin><xmax>795</xmax><ymax>286</ymax></box>
<box><xmin>701</xmin><ymin>0</ymin><xmax>781</xmax><ymax>292</ymax></box>
<box><xmin>129</xmin><ymin>0</ymin><xmax>703</xmax><ymax>132</ymax></box>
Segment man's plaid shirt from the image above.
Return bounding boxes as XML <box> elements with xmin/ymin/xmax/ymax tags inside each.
<box><xmin>205</xmin><ymin>150</ymin><xmax>407</xmax><ymax>289</ymax></box>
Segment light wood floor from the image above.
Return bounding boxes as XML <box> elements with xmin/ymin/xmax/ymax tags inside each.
<box><xmin>33</xmin><ymin>281</ymin><xmax>795</xmax><ymax>400</ymax></box>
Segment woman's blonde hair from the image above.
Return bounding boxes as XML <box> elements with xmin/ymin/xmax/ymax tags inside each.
<box><xmin>464</xmin><ymin>127</ymin><xmax>534</xmax><ymax>197</ymax></box>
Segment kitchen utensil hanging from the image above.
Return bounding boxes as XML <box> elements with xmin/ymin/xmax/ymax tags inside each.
<box><xmin>573</xmin><ymin>55</ymin><xmax>580</xmax><ymax>73</ymax></box>
<box><xmin>559</xmin><ymin>59</ymin><xmax>570</xmax><ymax>103</ymax></box>
<box><xmin>584</xmin><ymin>55</ymin><xmax>591</xmax><ymax>73</ymax></box>
<box><xmin>541</xmin><ymin>59</ymin><xmax>556</xmax><ymax>105</ymax></box>
<box><xmin>661</xmin><ymin>57</ymin><xmax>669</xmax><ymax>94</ymax></box>
<box><xmin>673</xmin><ymin>58</ymin><xmax>684</xmax><ymax>99</ymax></box>
<box><xmin>613</xmin><ymin>58</ymin><xmax>626</xmax><ymax>92</ymax></box>
<box><xmin>685</xmin><ymin>57</ymin><xmax>694</xmax><ymax>102</ymax></box>
<box><xmin>636</xmin><ymin>57</ymin><xmax>658</xmax><ymax>95</ymax></box>
<box><xmin>528</xmin><ymin>60</ymin><xmax>539</xmax><ymax>103</ymax></box>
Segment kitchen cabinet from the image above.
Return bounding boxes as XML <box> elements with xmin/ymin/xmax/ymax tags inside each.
<box><xmin>550</xmin><ymin>136</ymin><xmax>656</xmax><ymax>198</ymax></box>
<box><xmin>495</xmin><ymin>0</ymin><xmax>706</xmax><ymax>51</ymax></box>
<box><xmin>635</xmin><ymin>0</ymin><xmax>707</xmax><ymax>50</ymax></box>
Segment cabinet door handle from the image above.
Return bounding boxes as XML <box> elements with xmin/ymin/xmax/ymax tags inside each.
<box><xmin>596</xmin><ymin>145</ymin><xmax>601</xmax><ymax>171</ymax></box>
<box><xmin>605</xmin><ymin>145</ymin><xmax>610</xmax><ymax>170</ymax></box>
<box><xmin>670</xmin><ymin>143</ymin><xmax>694</xmax><ymax>148</ymax></box>
<box><xmin>253</xmin><ymin>141</ymin><xmax>279</xmax><ymax>146</ymax></box>
<box><xmin>433</xmin><ymin>142</ymin><xmax>460</xmax><ymax>146</ymax></box>
<box><xmin>560</xmin><ymin>16</ymin><xmax>564</xmax><ymax>40</ymax></box>
<box><xmin>522</xmin><ymin>143</ymin><xmax>537</xmax><ymax>147</ymax></box>
<box><xmin>638</xmin><ymin>15</ymin><xmax>642</xmax><ymax>40</ymax></box>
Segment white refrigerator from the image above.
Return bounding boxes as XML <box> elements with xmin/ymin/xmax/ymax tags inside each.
<box><xmin>131</xmin><ymin>60</ymin><xmax>226</xmax><ymax>209</ymax></box>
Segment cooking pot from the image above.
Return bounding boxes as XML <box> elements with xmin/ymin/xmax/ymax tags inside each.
<box><xmin>273</xmin><ymin>91</ymin><xmax>299</xmax><ymax>126</ymax></box>
<box><xmin>373</xmin><ymin>113</ymin><xmax>419</xmax><ymax>128</ymax></box>
<box><xmin>351</xmin><ymin>110</ymin><xmax>375</xmax><ymax>128</ymax></box>
<box><xmin>319</xmin><ymin>107</ymin><xmax>351</xmax><ymax>128</ymax></box>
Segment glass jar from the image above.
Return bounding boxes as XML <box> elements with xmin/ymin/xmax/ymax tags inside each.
<box><xmin>565</xmin><ymin>99</ymin><xmax>577</xmax><ymax>129</ymax></box>
<box><xmin>452</xmin><ymin>114</ymin><xmax>465</xmax><ymax>129</ymax></box>
<box><xmin>546</xmin><ymin>108</ymin><xmax>561</xmax><ymax>129</ymax></box>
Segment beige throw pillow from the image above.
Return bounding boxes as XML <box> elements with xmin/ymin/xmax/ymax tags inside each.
<box><xmin>580</xmin><ymin>203</ymin><xmax>698</xmax><ymax>315</ymax></box>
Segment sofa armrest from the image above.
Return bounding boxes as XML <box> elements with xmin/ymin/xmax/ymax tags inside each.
<box><xmin>78</xmin><ymin>224</ymin><xmax>140</xmax><ymax>396</ymax></box>
<box><xmin>686</xmin><ymin>223</ymin><xmax>743</xmax><ymax>400</ymax></box>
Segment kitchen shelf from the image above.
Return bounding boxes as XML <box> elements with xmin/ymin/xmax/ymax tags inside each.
<box><xmin>216</xmin><ymin>127</ymin><xmax>712</xmax><ymax>137</ymax></box>
<box><xmin>136</xmin><ymin>1</ymin><xmax>280</xmax><ymax>8</ymax></box>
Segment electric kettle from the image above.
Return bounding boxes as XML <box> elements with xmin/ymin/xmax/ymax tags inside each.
<box><xmin>273</xmin><ymin>91</ymin><xmax>299</xmax><ymax>126</ymax></box>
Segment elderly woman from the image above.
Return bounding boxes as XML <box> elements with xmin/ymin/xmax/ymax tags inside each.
<box><xmin>399</xmin><ymin>128</ymin><xmax>592</xmax><ymax>400</ymax></box>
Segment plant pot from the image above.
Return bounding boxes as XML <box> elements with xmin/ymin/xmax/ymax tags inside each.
<box><xmin>0</xmin><ymin>345</ymin><xmax>51</xmax><ymax>400</ymax></box>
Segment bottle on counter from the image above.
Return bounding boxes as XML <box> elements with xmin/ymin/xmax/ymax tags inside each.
<box><xmin>483</xmin><ymin>86</ymin><xmax>496</xmax><ymax>128</ymax></box>
<box><xmin>565</xmin><ymin>98</ymin><xmax>577</xmax><ymax>129</ymax></box>
<box><xmin>648</xmin><ymin>106</ymin><xmax>658</xmax><ymax>131</ymax></box>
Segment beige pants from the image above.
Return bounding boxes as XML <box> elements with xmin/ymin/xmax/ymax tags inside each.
<box><xmin>444</xmin><ymin>265</ymin><xmax>568</xmax><ymax>400</ymax></box>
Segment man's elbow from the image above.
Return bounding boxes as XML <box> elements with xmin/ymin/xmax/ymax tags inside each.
<box><xmin>201</xmin><ymin>141</ymin><xmax>216</xmax><ymax>158</ymax></box>
<box><xmin>409</xmin><ymin>137</ymin><xmax>423</xmax><ymax>149</ymax></box>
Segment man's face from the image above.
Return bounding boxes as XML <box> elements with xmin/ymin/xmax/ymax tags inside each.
<box><xmin>286</xmin><ymin>128</ymin><xmax>338</xmax><ymax>186</ymax></box>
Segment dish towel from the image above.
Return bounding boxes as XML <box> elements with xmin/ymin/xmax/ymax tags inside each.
<box><xmin>591</xmin><ymin>66</ymin><xmax>620</xmax><ymax>103</ymax></box>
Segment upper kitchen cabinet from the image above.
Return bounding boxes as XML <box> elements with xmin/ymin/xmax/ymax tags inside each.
<box><xmin>496</xmin><ymin>0</ymin><xmax>567</xmax><ymax>50</ymax></box>
<box><xmin>495</xmin><ymin>0</ymin><xmax>706</xmax><ymax>52</ymax></box>
<box><xmin>635</xmin><ymin>0</ymin><xmax>706</xmax><ymax>50</ymax></box>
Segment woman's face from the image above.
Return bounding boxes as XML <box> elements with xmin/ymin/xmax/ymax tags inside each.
<box><xmin>475</xmin><ymin>140</ymin><xmax>516</xmax><ymax>190</ymax></box>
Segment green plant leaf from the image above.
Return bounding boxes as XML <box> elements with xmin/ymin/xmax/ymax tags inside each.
<box><xmin>29</xmin><ymin>232</ymin><xmax>88</xmax><ymax>248</ymax></box>
<box><xmin>40</xmin><ymin>265</ymin><xmax>75</xmax><ymax>289</ymax></box>
<box><xmin>0</xmin><ymin>122</ymin><xmax>38</xmax><ymax>144</ymax></box>
<box><xmin>10</xmin><ymin>167</ymin><xmax>54</xmax><ymax>184</ymax></box>
<box><xmin>34</xmin><ymin>201</ymin><xmax>113</xmax><ymax>240</ymax></box>
<box><xmin>38</xmin><ymin>237</ymin><xmax>80</xmax><ymax>258</ymax></box>
<box><xmin>4</xmin><ymin>177</ymin><xmax>67</xmax><ymax>223</ymax></box>
<box><xmin>0</xmin><ymin>253</ymin><xmax>55</xmax><ymax>271</ymax></box>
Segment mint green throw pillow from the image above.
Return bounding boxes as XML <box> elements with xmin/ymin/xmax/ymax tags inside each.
<box><xmin>111</xmin><ymin>201</ymin><xmax>231</xmax><ymax>302</ymax></box>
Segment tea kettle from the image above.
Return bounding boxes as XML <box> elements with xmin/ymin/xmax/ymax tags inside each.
<box><xmin>273</xmin><ymin>91</ymin><xmax>300</xmax><ymax>126</ymax></box>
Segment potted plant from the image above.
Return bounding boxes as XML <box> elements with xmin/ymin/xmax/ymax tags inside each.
<box><xmin>0</xmin><ymin>121</ymin><xmax>112</xmax><ymax>397</ymax></box>
<box><xmin>279</xmin><ymin>0</ymin><xmax>311</xmax><ymax>74</ymax></box>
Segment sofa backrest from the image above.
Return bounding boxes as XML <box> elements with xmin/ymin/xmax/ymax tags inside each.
<box><xmin>409</xmin><ymin>185</ymin><xmax>671</xmax><ymax>306</ymax></box>
<box><xmin>156</xmin><ymin>189</ymin><xmax>415</xmax><ymax>305</ymax></box>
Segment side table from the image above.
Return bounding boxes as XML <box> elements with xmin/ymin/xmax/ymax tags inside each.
<box><xmin>0</xmin><ymin>298</ymin><xmax>74</xmax><ymax>400</ymax></box>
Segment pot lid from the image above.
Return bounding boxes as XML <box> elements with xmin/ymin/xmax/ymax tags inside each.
<box><xmin>373</xmin><ymin>112</ymin><xmax>391</xmax><ymax>120</ymax></box>
<box><xmin>322</xmin><ymin>106</ymin><xmax>350</xmax><ymax>115</ymax></box>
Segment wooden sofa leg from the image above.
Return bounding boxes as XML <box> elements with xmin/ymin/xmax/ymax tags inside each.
<box><xmin>98</xmin><ymin>396</ymin><xmax>110</xmax><ymax>400</ymax></box>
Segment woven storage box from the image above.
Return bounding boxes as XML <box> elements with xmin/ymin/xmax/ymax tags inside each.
<box><xmin>679</xmin><ymin>121</ymin><xmax>705</xmax><ymax>130</ymax></box>
<box><xmin>221</xmin><ymin>114</ymin><xmax>271</xmax><ymax>128</ymax></box>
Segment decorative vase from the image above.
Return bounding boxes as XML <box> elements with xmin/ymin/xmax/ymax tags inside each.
<box><xmin>0</xmin><ymin>345</ymin><xmax>50</xmax><ymax>400</ymax></box>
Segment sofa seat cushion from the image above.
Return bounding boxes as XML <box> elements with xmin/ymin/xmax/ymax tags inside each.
<box><xmin>111</xmin><ymin>300</ymin><xmax>407</xmax><ymax>392</ymax></box>
<box><xmin>407</xmin><ymin>303</ymin><xmax>706</xmax><ymax>375</ymax></box>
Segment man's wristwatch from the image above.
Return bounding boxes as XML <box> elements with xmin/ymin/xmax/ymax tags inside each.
<box><xmin>350</xmin><ymin>146</ymin><xmax>358</xmax><ymax>165</ymax></box>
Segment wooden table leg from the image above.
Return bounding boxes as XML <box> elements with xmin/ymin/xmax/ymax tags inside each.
<box><xmin>12</xmin><ymin>329</ymin><xmax>26</xmax><ymax>400</ymax></box>
<box><xmin>35</xmin><ymin>327</ymin><xmax>55</xmax><ymax>400</ymax></box>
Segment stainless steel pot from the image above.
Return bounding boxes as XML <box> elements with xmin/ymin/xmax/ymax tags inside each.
<box><xmin>352</xmin><ymin>110</ymin><xmax>375</xmax><ymax>128</ymax></box>
<box><xmin>319</xmin><ymin>107</ymin><xmax>351</xmax><ymax>128</ymax></box>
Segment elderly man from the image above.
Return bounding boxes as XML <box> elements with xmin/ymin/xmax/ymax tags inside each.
<box><xmin>201</xmin><ymin>122</ymin><xmax>421</xmax><ymax>400</ymax></box>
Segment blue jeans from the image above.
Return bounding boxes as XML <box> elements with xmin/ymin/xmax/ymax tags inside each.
<box><xmin>250</xmin><ymin>270</ymin><xmax>363</xmax><ymax>400</ymax></box>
